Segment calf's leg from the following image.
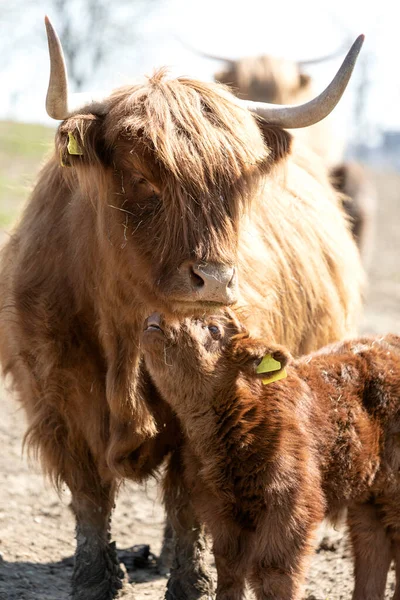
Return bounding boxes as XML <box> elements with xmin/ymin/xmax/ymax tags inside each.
<box><xmin>213</xmin><ymin>535</ymin><xmax>248</xmax><ymax>600</ymax></box>
<box><xmin>348</xmin><ymin>503</ymin><xmax>392</xmax><ymax>600</ymax></box>
<box><xmin>377</xmin><ymin>499</ymin><xmax>400</xmax><ymax>600</ymax></box>
<box><xmin>391</xmin><ymin>542</ymin><xmax>400</xmax><ymax>600</ymax></box>
<box><xmin>248</xmin><ymin>517</ymin><xmax>317</xmax><ymax>600</ymax></box>
<box><xmin>163</xmin><ymin>449</ymin><xmax>214</xmax><ymax>600</ymax></box>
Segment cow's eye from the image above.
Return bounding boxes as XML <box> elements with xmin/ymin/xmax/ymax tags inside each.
<box><xmin>208</xmin><ymin>324</ymin><xmax>221</xmax><ymax>339</ymax></box>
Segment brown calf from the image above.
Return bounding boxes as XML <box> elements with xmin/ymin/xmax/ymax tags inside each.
<box><xmin>143</xmin><ymin>311</ymin><xmax>400</xmax><ymax>600</ymax></box>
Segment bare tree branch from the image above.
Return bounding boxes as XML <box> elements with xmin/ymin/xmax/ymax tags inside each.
<box><xmin>0</xmin><ymin>0</ymin><xmax>161</xmax><ymax>90</ymax></box>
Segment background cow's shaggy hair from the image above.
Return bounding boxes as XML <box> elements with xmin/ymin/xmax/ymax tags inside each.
<box><xmin>214</xmin><ymin>55</ymin><xmax>341</xmax><ymax>166</ymax></box>
<box><xmin>0</xmin><ymin>70</ymin><xmax>363</xmax><ymax>600</ymax></box>
<box><xmin>214</xmin><ymin>54</ymin><xmax>377</xmax><ymax>266</ymax></box>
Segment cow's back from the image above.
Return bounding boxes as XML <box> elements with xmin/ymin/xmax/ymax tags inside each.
<box><xmin>237</xmin><ymin>139</ymin><xmax>363</xmax><ymax>355</ymax></box>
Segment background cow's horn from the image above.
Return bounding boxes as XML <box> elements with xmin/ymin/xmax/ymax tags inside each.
<box><xmin>191</xmin><ymin>50</ymin><xmax>235</xmax><ymax>67</ymax></box>
<box><xmin>45</xmin><ymin>16</ymin><xmax>107</xmax><ymax>120</ymax></box>
<box><xmin>242</xmin><ymin>34</ymin><xmax>364</xmax><ymax>129</ymax></box>
<box><xmin>298</xmin><ymin>40</ymin><xmax>353</xmax><ymax>67</ymax></box>
<box><xmin>174</xmin><ymin>36</ymin><xmax>235</xmax><ymax>66</ymax></box>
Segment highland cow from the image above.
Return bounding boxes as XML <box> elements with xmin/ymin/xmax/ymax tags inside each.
<box><xmin>0</xmin><ymin>19</ymin><xmax>364</xmax><ymax>600</ymax></box>
<box><xmin>143</xmin><ymin>311</ymin><xmax>400</xmax><ymax>600</ymax></box>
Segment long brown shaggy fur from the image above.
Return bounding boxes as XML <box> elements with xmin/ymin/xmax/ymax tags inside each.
<box><xmin>143</xmin><ymin>312</ymin><xmax>400</xmax><ymax>600</ymax></box>
<box><xmin>0</xmin><ymin>70</ymin><xmax>363</xmax><ymax>598</ymax></box>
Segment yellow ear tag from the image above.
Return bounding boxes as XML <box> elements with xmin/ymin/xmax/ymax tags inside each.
<box><xmin>256</xmin><ymin>354</ymin><xmax>287</xmax><ymax>385</ymax></box>
<box><xmin>67</xmin><ymin>132</ymin><xmax>83</xmax><ymax>156</ymax></box>
<box><xmin>259</xmin><ymin>368</ymin><xmax>287</xmax><ymax>385</ymax></box>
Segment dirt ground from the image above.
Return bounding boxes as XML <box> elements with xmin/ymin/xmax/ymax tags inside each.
<box><xmin>0</xmin><ymin>168</ymin><xmax>399</xmax><ymax>600</ymax></box>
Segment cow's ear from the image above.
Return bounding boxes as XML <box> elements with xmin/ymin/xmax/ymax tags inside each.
<box><xmin>258</xmin><ymin>122</ymin><xmax>292</xmax><ymax>164</ymax></box>
<box><xmin>233</xmin><ymin>339</ymin><xmax>291</xmax><ymax>378</ymax></box>
<box><xmin>299</xmin><ymin>73</ymin><xmax>311</xmax><ymax>88</ymax></box>
<box><xmin>56</xmin><ymin>114</ymin><xmax>110</xmax><ymax>168</ymax></box>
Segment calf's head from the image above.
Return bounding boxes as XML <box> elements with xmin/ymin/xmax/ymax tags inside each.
<box><xmin>44</xmin><ymin>17</ymin><xmax>363</xmax><ymax>316</ymax></box>
<box><xmin>141</xmin><ymin>311</ymin><xmax>291</xmax><ymax>405</ymax></box>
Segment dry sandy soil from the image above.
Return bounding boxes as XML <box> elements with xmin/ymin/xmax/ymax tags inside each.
<box><xmin>0</xmin><ymin>169</ymin><xmax>399</xmax><ymax>600</ymax></box>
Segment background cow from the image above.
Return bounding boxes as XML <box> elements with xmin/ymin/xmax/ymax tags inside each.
<box><xmin>0</xmin><ymin>20</ymin><xmax>364</xmax><ymax>600</ymax></box>
<box><xmin>201</xmin><ymin>46</ymin><xmax>377</xmax><ymax>268</ymax></box>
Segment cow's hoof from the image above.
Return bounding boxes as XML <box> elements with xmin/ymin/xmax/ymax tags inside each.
<box><xmin>72</xmin><ymin>540</ymin><xmax>125</xmax><ymax>600</ymax></box>
<box><xmin>165</xmin><ymin>571</ymin><xmax>214</xmax><ymax>600</ymax></box>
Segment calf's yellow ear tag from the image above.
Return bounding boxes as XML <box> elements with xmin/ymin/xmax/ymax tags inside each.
<box><xmin>67</xmin><ymin>132</ymin><xmax>83</xmax><ymax>156</ymax></box>
<box><xmin>256</xmin><ymin>354</ymin><xmax>287</xmax><ymax>385</ymax></box>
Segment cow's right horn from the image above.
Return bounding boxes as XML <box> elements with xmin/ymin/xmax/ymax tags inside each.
<box><xmin>242</xmin><ymin>35</ymin><xmax>364</xmax><ymax>129</ymax></box>
<box><xmin>45</xmin><ymin>16</ymin><xmax>108</xmax><ymax>120</ymax></box>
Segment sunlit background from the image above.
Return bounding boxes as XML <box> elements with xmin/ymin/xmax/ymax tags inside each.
<box><xmin>1</xmin><ymin>0</ymin><xmax>399</xmax><ymax>147</ymax></box>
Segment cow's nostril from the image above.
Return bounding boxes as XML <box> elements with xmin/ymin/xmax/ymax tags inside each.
<box><xmin>190</xmin><ymin>267</ymin><xmax>205</xmax><ymax>289</ymax></box>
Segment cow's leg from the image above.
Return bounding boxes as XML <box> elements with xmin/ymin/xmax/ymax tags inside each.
<box><xmin>24</xmin><ymin>392</ymin><xmax>124</xmax><ymax>600</ymax></box>
<box><xmin>347</xmin><ymin>503</ymin><xmax>392</xmax><ymax>600</ymax></box>
<box><xmin>34</xmin><ymin>407</ymin><xmax>124</xmax><ymax>600</ymax></box>
<box><xmin>158</xmin><ymin>518</ymin><xmax>175</xmax><ymax>575</ymax></box>
<box><xmin>163</xmin><ymin>449</ymin><xmax>214</xmax><ymax>600</ymax></box>
<box><xmin>70</xmin><ymin>479</ymin><xmax>124</xmax><ymax>600</ymax></box>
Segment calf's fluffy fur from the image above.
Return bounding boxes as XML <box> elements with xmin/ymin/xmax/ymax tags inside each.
<box><xmin>142</xmin><ymin>312</ymin><xmax>400</xmax><ymax>600</ymax></box>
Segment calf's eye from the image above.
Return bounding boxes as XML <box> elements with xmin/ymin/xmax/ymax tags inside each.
<box><xmin>208</xmin><ymin>325</ymin><xmax>221</xmax><ymax>339</ymax></box>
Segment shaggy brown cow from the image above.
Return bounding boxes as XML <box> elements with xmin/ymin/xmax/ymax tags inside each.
<box><xmin>0</xmin><ymin>19</ymin><xmax>364</xmax><ymax>600</ymax></box>
<box><xmin>143</xmin><ymin>311</ymin><xmax>400</xmax><ymax>600</ymax></box>
<box><xmin>210</xmin><ymin>49</ymin><xmax>377</xmax><ymax>266</ymax></box>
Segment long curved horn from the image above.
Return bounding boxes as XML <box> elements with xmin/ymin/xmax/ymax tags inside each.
<box><xmin>241</xmin><ymin>35</ymin><xmax>364</xmax><ymax>129</ymax></box>
<box><xmin>45</xmin><ymin>16</ymin><xmax>107</xmax><ymax>120</ymax></box>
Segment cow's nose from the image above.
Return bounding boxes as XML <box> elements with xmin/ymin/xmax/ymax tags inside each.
<box><xmin>187</xmin><ymin>262</ymin><xmax>238</xmax><ymax>304</ymax></box>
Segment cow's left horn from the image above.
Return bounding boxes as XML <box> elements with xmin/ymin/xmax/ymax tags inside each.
<box><xmin>45</xmin><ymin>16</ymin><xmax>107</xmax><ymax>120</ymax></box>
<box><xmin>242</xmin><ymin>35</ymin><xmax>364</xmax><ymax>129</ymax></box>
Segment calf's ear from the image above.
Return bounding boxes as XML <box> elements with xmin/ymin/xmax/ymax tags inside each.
<box><xmin>56</xmin><ymin>114</ymin><xmax>110</xmax><ymax>168</ymax></box>
<box><xmin>233</xmin><ymin>339</ymin><xmax>291</xmax><ymax>378</ymax></box>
